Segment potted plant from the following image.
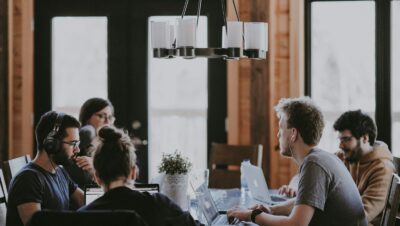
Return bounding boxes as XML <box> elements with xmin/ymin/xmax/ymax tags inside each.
<box><xmin>158</xmin><ymin>151</ymin><xmax>192</xmax><ymax>209</ymax></box>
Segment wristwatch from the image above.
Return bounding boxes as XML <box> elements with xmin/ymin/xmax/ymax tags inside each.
<box><xmin>251</xmin><ymin>209</ymin><xmax>263</xmax><ymax>223</ymax></box>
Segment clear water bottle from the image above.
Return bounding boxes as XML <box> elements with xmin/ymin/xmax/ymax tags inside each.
<box><xmin>240</xmin><ymin>159</ymin><xmax>250</xmax><ymax>192</ymax></box>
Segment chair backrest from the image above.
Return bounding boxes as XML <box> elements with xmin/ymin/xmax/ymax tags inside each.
<box><xmin>0</xmin><ymin>169</ymin><xmax>7</xmax><ymax>205</ymax></box>
<box><xmin>2</xmin><ymin>155</ymin><xmax>31</xmax><ymax>190</ymax></box>
<box><xmin>393</xmin><ymin>156</ymin><xmax>400</xmax><ymax>176</ymax></box>
<box><xmin>208</xmin><ymin>143</ymin><xmax>263</xmax><ymax>188</ymax></box>
<box><xmin>27</xmin><ymin>210</ymin><xmax>148</xmax><ymax>226</ymax></box>
<box><xmin>0</xmin><ymin>169</ymin><xmax>6</xmax><ymax>226</ymax></box>
<box><xmin>380</xmin><ymin>173</ymin><xmax>400</xmax><ymax>226</ymax></box>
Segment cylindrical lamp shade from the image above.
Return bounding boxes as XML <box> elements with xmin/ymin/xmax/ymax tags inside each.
<box><xmin>151</xmin><ymin>21</ymin><xmax>171</xmax><ymax>49</ymax></box>
<box><xmin>221</xmin><ymin>26</ymin><xmax>228</xmax><ymax>48</ymax></box>
<box><xmin>227</xmin><ymin>21</ymin><xmax>243</xmax><ymax>48</ymax></box>
<box><xmin>176</xmin><ymin>18</ymin><xmax>197</xmax><ymax>48</ymax></box>
<box><xmin>244</xmin><ymin>22</ymin><xmax>268</xmax><ymax>51</ymax></box>
<box><xmin>169</xmin><ymin>24</ymin><xmax>176</xmax><ymax>48</ymax></box>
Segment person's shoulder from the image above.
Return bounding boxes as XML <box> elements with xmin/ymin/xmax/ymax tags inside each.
<box><xmin>13</xmin><ymin>163</ymin><xmax>43</xmax><ymax>180</ymax></box>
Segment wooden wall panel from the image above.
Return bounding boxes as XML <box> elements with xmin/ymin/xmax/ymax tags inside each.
<box><xmin>227</xmin><ymin>0</ymin><xmax>304</xmax><ymax>188</ymax></box>
<box><xmin>8</xmin><ymin>0</ymin><xmax>34</xmax><ymax>159</ymax></box>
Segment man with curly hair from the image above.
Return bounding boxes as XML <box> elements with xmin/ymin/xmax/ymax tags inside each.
<box><xmin>334</xmin><ymin>110</ymin><xmax>395</xmax><ymax>226</ymax></box>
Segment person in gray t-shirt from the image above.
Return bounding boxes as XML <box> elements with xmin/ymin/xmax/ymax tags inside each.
<box><xmin>227</xmin><ymin>97</ymin><xmax>367</xmax><ymax>226</ymax></box>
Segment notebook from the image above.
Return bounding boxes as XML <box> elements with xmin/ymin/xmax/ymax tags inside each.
<box><xmin>241</xmin><ymin>163</ymin><xmax>288</xmax><ymax>205</ymax></box>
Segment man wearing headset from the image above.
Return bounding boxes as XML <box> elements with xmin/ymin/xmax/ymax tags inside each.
<box><xmin>227</xmin><ymin>97</ymin><xmax>367</xmax><ymax>226</ymax></box>
<box><xmin>6</xmin><ymin>111</ymin><xmax>86</xmax><ymax>226</ymax></box>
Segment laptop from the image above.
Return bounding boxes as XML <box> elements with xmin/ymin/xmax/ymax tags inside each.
<box><xmin>241</xmin><ymin>163</ymin><xmax>288</xmax><ymax>205</ymax></box>
<box><xmin>84</xmin><ymin>183</ymin><xmax>160</xmax><ymax>205</ymax></box>
<box><xmin>194</xmin><ymin>183</ymin><xmax>239</xmax><ymax>225</ymax></box>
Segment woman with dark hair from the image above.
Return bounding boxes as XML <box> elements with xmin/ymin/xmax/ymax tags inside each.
<box><xmin>65</xmin><ymin>97</ymin><xmax>115</xmax><ymax>189</ymax></box>
<box><xmin>78</xmin><ymin>126</ymin><xmax>199</xmax><ymax>226</ymax></box>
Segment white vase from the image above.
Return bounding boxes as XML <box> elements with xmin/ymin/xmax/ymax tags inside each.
<box><xmin>161</xmin><ymin>173</ymin><xmax>189</xmax><ymax>210</ymax></box>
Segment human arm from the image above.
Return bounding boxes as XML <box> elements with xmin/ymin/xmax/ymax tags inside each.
<box><xmin>227</xmin><ymin>204</ymin><xmax>314</xmax><ymax>226</ymax></box>
<box><xmin>75</xmin><ymin>156</ymin><xmax>95</xmax><ymax>178</ymax></box>
<box><xmin>17</xmin><ymin>202</ymin><xmax>41</xmax><ymax>226</ymax></box>
<box><xmin>71</xmin><ymin>187</ymin><xmax>85</xmax><ymax>208</ymax></box>
<box><xmin>360</xmin><ymin>161</ymin><xmax>395</xmax><ymax>222</ymax></box>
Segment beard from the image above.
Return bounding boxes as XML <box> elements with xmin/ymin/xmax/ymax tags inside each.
<box><xmin>52</xmin><ymin>147</ymin><xmax>74</xmax><ymax>166</ymax></box>
<box><xmin>280</xmin><ymin>138</ymin><xmax>294</xmax><ymax>157</ymax></box>
<box><xmin>344</xmin><ymin>140</ymin><xmax>363</xmax><ymax>163</ymax></box>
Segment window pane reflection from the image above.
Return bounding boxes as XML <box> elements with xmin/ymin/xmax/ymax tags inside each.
<box><xmin>311</xmin><ymin>2</ymin><xmax>375</xmax><ymax>153</ymax></box>
<box><xmin>52</xmin><ymin>17</ymin><xmax>108</xmax><ymax>118</ymax></box>
<box><xmin>148</xmin><ymin>16</ymin><xmax>208</xmax><ymax>179</ymax></box>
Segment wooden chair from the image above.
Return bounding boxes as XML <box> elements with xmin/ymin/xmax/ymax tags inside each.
<box><xmin>380</xmin><ymin>173</ymin><xmax>400</xmax><ymax>226</ymax></box>
<box><xmin>208</xmin><ymin>143</ymin><xmax>263</xmax><ymax>189</ymax></box>
<box><xmin>2</xmin><ymin>155</ymin><xmax>31</xmax><ymax>190</ymax></box>
<box><xmin>27</xmin><ymin>210</ymin><xmax>147</xmax><ymax>226</ymax></box>
<box><xmin>0</xmin><ymin>169</ymin><xmax>7</xmax><ymax>226</ymax></box>
<box><xmin>0</xmin><ymin>169</ymin><xmax>7</xmax><ymax>205</ymax></box>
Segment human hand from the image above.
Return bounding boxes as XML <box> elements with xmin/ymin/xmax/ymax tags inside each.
<box><xmin>249</xmin><ymin>204</ymin><xmax>272</xmax><ymax>214</ymax></box>
<box><xmin>75</xmin><ymin>156</ymin><xmax>94</xmax><ymax>174</ymax></box>
<box><xmin>278</xmin><ymin>184</ymin><xmax>297</xmax><ymax>198</ymax></box>
<box><xmin>227</xmin><ymin>207</ymin><xmax>252</xmax><ymax>222</ymax></box>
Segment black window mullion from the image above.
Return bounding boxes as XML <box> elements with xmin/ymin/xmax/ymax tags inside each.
<box><xmin>375</xmin><ymin>0</ymin><xmax>391</xmax><ymax>149</ymax></box>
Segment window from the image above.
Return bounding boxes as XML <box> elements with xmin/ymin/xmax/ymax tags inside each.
<box><xmin>309</xmin><ymin>1</ymin><xmax>375</xmax><ymax>152</ymax></box>
<box><xmin>392</xmin><ymin>0</ymin><xmax>400</xmax><ymax>156</ymax></box>
<box><xmin>52</xmin><ymin>17</ymin><xmax>108</xmax><ymax>118</ymax></box>
<box><xmin>147</xmin><ymin>16</ymin><xmax>208</xmax><ymax>179</ymax></box>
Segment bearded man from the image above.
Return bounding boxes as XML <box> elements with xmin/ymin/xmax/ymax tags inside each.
<box><xmin>6</xmin><ymin>111</ymin><xmax>91</xmax><ymax>226</ymax></box>
<box><xmin>334</xmin><ymin>110</ymin><xmax>395</xmax><ymax>226</ymax></box>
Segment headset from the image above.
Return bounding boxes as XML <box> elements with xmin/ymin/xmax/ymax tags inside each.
<box><xmin>43</xmin><ymin>112</ymin><xmax>65</xmax><ymax>155</ymax></box>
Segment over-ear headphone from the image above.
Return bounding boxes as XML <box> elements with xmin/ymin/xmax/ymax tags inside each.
<box><xmin>43</xmin><ymin>112</ymin><xmax>64</xmax><ymax>155</ymax></box>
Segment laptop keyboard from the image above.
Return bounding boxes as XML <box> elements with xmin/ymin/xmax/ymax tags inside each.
<box><xmin>212</xmin><ymin>189</ymin><xmax>241</xmax><ymax>211</ymax></box>
<box><xmin>270</xmin><ymin>194</ymin><xmax>288</xmax><ymax>202</ymax></box>
<box><xmin>213</xmin><ymin>215</ymin><xmax>230</xmax><ymax>225</ymax></box>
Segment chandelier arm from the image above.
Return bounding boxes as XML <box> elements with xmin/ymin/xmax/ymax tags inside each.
<box><xmin>181</xmin><ymin>0</ymin><xmax>190</xmax><ymax>19</ymax></box>
<box><xmin>232</xmin><ymin>0</ymin><xmax>240</xmax><ymax>21</ymax></box>
<box><xmin>221</xmin><ymin>0</ymin><xmax>227</xmax><ymax>34</ymax></box>
<box><xmin>196</xmin><ymin>0</ymin><xmax>203</xmax><ymax>27</ymax></box>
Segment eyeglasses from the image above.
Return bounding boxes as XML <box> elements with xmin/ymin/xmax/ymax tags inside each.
<box><xmin>338</xmin><ymin>136</ymin><xmax>354</xmax><ymax>144</ymax></box>
<box><xmin>95</xmin><ymin>113</ymin><xmax>115</xmax><ymax>122</ymax></box>
<box><xmin>62</xmin><ymin>140</ymin><xmax>80</xmax><ymax>149</ymax></box>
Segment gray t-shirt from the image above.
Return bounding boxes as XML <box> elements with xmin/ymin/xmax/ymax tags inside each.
<box><xmin>296</xmin><ymin>149</ymin><xmax>367</xmax><ymax>226</ymax></box>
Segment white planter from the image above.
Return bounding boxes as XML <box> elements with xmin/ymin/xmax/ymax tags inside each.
<box><xmin>161</xmin><ymin>173</ymin><xmax>189</xmax><ymax>210</ymax></box>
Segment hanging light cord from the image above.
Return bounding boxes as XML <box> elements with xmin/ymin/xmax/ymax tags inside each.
<box><xmin>221</xmin><ymin>0</ymin><xmax>227</xmax><ymax>34</ymax></box>
<box><xmin>196</xmin><ymin>0</ymin><xmax>203</xmax><ymax>27</ymax></box>
<box><xmin>181</xmin><ymin>0</ymin><xmax>190</xmax><ymax>19</ymax></box>
<box><xmin>232</xmin><ymin>0</ymin><xmax>240</xmax><ymax>21</ymax></box>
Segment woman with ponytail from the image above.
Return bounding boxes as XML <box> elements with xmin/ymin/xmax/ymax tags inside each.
<box><xmin>78</xmin><ymin>126</ymin><xmax>200</xmax><ymax>226</ymax></box>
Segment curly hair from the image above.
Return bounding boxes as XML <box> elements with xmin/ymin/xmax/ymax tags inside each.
<box><xmin>333</xmin><ymin>110</ymin><xmax>377</xmax><ymax>146</ymax></box>
<box><xmin>274</xmin><ymin>97</ymin><xmax>325</xmax><ymax>146</ymax></box>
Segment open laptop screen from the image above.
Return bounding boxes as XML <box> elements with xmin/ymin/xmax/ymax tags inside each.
<box><xmin>84</xmin><ymin>183</ymin><xmax>160</xmax><ymax>205</ymax></box>
<box><xmin>84</xmin><ymin>186</ymin><xmax>104</xmax><ymax>205</ymax></box>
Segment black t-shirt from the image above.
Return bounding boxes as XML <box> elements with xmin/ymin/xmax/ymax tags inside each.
<box><xmin>78</xmin><ymin>186</ymin><xmax>200</xmax><ymax>226</ymax></box>
<box><xmin>6</xmin><ymin>162</ymin><xmax>78</xmax><ymax>226</ymax></box>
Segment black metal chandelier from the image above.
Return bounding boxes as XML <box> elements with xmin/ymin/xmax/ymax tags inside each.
<box><xmin>150</xmin><ymin>0</ymin><xmax>268</xmax><ymax>60</ymax></box>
